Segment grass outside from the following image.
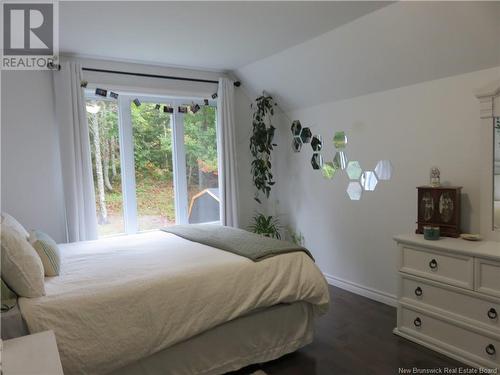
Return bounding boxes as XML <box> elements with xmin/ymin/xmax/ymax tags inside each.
<box><xmin>96</xmin><ymin>176</ymin><xmax>210</xmax><ymax>237</ymax></box>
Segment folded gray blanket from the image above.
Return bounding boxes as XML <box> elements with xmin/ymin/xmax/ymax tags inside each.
<box><xmin>161</xmin><ymin>224</ymin><xmax>314</xmax><ymax>262</ymax></box>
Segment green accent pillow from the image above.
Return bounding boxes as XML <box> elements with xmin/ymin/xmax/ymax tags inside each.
<box><xmin>29</xmin><ymin>230</ymin><xmax>61</xmax><ymax>276</ymax></box>
<box><xmin>1</xmin><ymin>278</ymin><xmax>17</xmax><ymax>311</ymax></box>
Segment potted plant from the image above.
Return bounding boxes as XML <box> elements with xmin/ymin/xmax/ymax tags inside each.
<box><xmin>250</xmin><ymin>94</ymin><xmax>276</xmax><ymax>204</ymax></box>
<box><xmin>248</xmin><ymin>213</ymin><xmax>281</xmax><ymax>239</ymax></box>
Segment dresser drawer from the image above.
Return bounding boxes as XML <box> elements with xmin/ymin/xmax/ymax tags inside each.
<box><xmin>401</xmin><ymin>246</ymin><xmax>473</xmax><ymax>289</ymax></box>
<box><xmin>401</xmin><ymin>277</ymin><xmax>500</xmax><ymax>332</ymax></box>
<box><xmin>400</xmin><ymin>307</ymin><xmax>500</xmax><ymax>368</ymax></box>
<box><xmin>475</xmin><ymin>258</ymin><xmax>500</xmax><ymax>299</ymax></box>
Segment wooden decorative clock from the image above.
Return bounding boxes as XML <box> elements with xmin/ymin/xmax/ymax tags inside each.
<box><xmin>416</xmin><ymin>186</ymin><xmax>462</xmax><ymax>238</ymax></box>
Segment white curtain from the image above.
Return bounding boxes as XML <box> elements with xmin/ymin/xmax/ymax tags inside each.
<box><xmin>217</xmin><ymin>78</ymin><xmax>240</xmax><ymax>227</ymax></box>
<box><xmin>53</xmin><ymin>62</ymin><xmax>98</xmax><ymax>242</ymax></box>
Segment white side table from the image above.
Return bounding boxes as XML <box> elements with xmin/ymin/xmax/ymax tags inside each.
<box><xmin>2</xmin><ymin>330</ymin><xmax>64</xmax><ymax>374</ymax></box>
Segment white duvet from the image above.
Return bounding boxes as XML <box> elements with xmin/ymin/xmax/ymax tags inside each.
<box><xmin>19</xmin><ymin>231</ymin><xmax>330</xmax><ymax>375</ymax></box>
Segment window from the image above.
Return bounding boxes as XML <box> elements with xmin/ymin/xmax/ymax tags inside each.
<box><xmin>86</xmin><ymin>99</ymin><xmax>125</xmax><ymax>236</ymax></box>
<box><xmin>184</xmin><ymin>106</ymin><xmax>219</xmax><ymax>224</ymax></box>
<box><xmin>131</xmin><ymin>102</ymin><xmax>175</xmax><ymax>231</ymax></box>
<box><xmin>85</xmin><ymin>92</ymin><xmax>219</xmax><ymax>237</ymax></box>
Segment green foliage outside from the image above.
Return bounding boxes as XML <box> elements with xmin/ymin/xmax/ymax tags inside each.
<box><xmin>87</xmin><ymin>99</ymin><xmax>218</xmax><ymax>236</ymax></box>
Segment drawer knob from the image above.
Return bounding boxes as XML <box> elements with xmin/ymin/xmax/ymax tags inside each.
<box><xmin>488</xmin><ymin>308</ymin><xmax>498</xmax><ymax>320</ymax></box>
<box><xmin>485</xmin><ymin>344</ymin><xmax>496</xmax><ymax>356</ymax></box>
<box><xmin>415</xmin><ymin>287</ymin><xmax>423</xmax><ymax>297</ymax></box>
<box><xmin>429</xmin><ymin>259</ymin><xmax>438</xmax><ymax>270</ymax></box>
<box><xmin>413</xmin><ymin>317</ymin><xmax>422</xmax><ymax>327</ymax></box>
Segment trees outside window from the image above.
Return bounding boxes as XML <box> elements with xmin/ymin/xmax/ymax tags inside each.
<box><xmin>86</xmin><ymin>94</ymin><xmax>219</xmax><ymax>237</ymax></box>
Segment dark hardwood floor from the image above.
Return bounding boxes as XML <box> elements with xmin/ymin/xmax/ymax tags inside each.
<box><xmin>232</xmin><ymin>285</ymin><xmax>466</xmax><ymax>375</ymax></box>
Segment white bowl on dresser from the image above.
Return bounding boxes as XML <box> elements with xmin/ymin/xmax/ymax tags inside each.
<box><xmin>394</xmin><ymin>234</ymin><xmax>500</xmax><ymax>369</ymax></box>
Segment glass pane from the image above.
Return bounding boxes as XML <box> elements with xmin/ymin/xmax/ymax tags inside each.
<box><xmin>86</xmin><ymin>99</ymin><xmax>125</xmax><ymax>237</ymax></box>
<box><xmin>184</xmin><ymin>105</ymin><xmax>220</xmax><ymax>224</ymax></box>
<box><xmin>131</xmin><ymin>102</ymin><xmax>175</xmax><ymax>231</ymax></box>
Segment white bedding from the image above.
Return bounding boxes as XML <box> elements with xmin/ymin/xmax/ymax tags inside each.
<box><xmin>19</xmin><ymin>231</ymin><xmax>330</xmax><ymax>375</ymax></box>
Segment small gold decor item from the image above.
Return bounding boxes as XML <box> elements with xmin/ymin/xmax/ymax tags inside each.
<box><xmin>430</xmin><ymin>167</ymin><xmax>440</xmax><ymax>187</ymax></box>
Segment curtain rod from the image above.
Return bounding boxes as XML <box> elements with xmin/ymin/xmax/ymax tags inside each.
<box><xmin>81</xmin><ymin>67</ymin><xmax>241</xmax><ymax>87</ymax></box>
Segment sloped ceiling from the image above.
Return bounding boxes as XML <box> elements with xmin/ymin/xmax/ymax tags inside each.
<box><xmin>235</xmin><ymin>2</ymin><xmax>500</xmax><ymax>110</ymax></box>
<box><xmin>60</xmin><ymin>1</ymin><xmax>389</xmax><ymax>71</ymax></box>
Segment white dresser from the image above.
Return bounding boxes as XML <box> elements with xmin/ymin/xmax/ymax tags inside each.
<box><xmin>394</xmin><ymin>234</ymin><xmax>500</xmax><ymax>369</ymax></box>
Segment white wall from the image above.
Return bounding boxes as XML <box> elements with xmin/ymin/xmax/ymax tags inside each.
<box><xmin>266</xmin><ymin>67</ymin><xmax>500</xmax><ymax>301</ymax></box>
<box><xmin>1</xmin><ymin>71</ymin><xmax>67</xmax><ymax>242</ymax></box>
<box><xmin>235</xmin><ymin>1</ymin><xmax>500</xmax><ymax>110</ymax></box>
<box><xmin>78</xmin><ymin>57</ymin><xmax>221</xmax><ymax>99</ymax></box>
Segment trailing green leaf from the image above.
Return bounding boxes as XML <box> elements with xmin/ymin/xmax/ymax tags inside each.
<box><xmin>250</xmin><ymin>95</ymin><xmax>276</xmax><ymax>202</ymax></box>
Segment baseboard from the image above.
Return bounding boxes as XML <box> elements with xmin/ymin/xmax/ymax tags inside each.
<box><xmin>323</xmin><ymin>273</ymin><xmax>397</xmax><ymax>307</ymax></box>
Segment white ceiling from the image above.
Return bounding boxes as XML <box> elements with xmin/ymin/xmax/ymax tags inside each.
<box><xmin>59</xmin><ymin>1</ymin><xmax>390</xmax><ymax>71</ymax></box>
<box><xmin>236</xmin><ymin>1</ymin><xmax>500</xmax><ymax>110</ymax></box>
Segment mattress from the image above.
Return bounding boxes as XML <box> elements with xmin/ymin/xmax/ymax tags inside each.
<box><xmin>19</xmin><ymin>231</ymin><xmax>329</xmax><ymax>374</ymax></box>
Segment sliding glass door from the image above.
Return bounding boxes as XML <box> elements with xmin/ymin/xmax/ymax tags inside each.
<box><xmin>86</xmin><ymin>98</ymin><xmax>125</xmax><ymax>236</ymax></box>
<box><xmin>184</xmin><ymin>106</ymin><xmax>219</xmax><ymax>223</ymax></box>
<box><xmin>131</xmin><ymin>101</ymin><xmax>175</xmax><ymax>231</ymax></box>
<box><xmin>85</xmin><ymin>91</ymin><xmax>219</xmax><ymax>237</ymax></box>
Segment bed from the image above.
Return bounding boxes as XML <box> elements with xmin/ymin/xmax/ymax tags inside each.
<box><xmin>18</xmin><ymin>230</ymin><xmax>330</xmax><ymax>375</ymax></box>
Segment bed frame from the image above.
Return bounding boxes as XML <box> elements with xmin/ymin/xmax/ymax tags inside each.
<box><xmin>110</xmin><ymin>302</ymin><xmax>315</xmax><ymax>375</ymax></box>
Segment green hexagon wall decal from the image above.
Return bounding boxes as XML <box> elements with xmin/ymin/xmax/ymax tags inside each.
<box><xmin>333</xmin><ymin>131</ymin><xmax>348</xmax><ymax>149</ymax></box>
<box><xmin>321</xmin><ymin>162</ymin><xmax>337</xmax><ymax>179</ymax></box>
<box><xmin>333</xmin><ymin>151</ymin><xmax>348</xmax><ymax>170</ymax></box>
<box><xmin>346</xmin><ymin>161</ymin><xmax>362</xmax><ymax>180</ymax></box>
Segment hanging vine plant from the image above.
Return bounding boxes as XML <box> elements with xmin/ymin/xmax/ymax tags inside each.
<box><xmin>250</xmin><ymin>94</ymin><xmax>277</xmax><ymax>203</ymax></box>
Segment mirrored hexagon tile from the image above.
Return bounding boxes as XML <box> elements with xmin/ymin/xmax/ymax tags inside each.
<box><xmin>311</xmin><ymin>153</ymin><xmax>323</xmax><ymax>170</ymax></box>
<box><xmin>374</xmin><ymin>160</ymin><xmax>393</xmax><ymax>180</ymax></box>
<box><xmin>346</xmin><ymin>181</ymin><xmax>363</xmax><ymax>200</ymax></box>
<box><xmin>321</xmin><ymin>162</ymin><xmax>337</xmax><ymax>179</ymax></box>
<box><xmin>333</xmin><ymin>151</ymin><xmax>348</xmax><ymax>170</ymax></box>
<box><xmin>311</xmin><ymin>135</ymin><xmax>322</xmax><ymax>152</ymax></box>
<box><xmin>360</xmin><ymin>171</ymin><xmax>378</xmax><ymax>191</ymax></box>
<box><xmin>300</xmin><ymin>127</ymin><xmax>312</xmax><ymax>143</ymax></box>
<box><xmin>346</xmin><ymin>161</ymin><xmax>362</xmax><ymax>180</ymax></box>
<box><xmin>291</xmin><ymin>120</ymin><xmax>302</xmax><ymax>137</ymax></box>
<box><xmin>292</xmin><ymin>137</ymin><xmax>303</xmax><ymax>152</ymax></box>
<box><xmin>333</xmin><ymin>131</ymin><xmax>348</xmax><ymax>149</ymax></box>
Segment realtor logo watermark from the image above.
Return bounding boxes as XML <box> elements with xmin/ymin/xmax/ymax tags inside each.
<box><xmin>1</xmin><ymin>1</ymin><xmax>58</xmax><ymax>70</ymax></box>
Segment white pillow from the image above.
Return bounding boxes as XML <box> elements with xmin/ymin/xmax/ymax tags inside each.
<box><xmin>1</xmin><ymin>212</ymin><xmax>29</xmax><ymax>240</ymax></box>
<box><xmin>29</xmin><ymin>230</ymin><xmax>61</xmax><ymax>277</ymax></box>
<box><xmin>1</xmin><ymin>224</ymin><xmax>45</xmax><ymax>297</ymax></box>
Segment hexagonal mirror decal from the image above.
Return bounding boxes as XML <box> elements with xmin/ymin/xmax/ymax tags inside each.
<box><xmin>346</xmin><ymin>161</ymin><xmax>362</xmax><ymax>180</ymax></box>
<box><xmin>300</xmin><ymin>127</ymin><xmax>312</xmax><ymax>143</ymax></box>
<box><xmin>292</xmin><ymin>137</ymin><xmax>302</xmax><ymax>152</ymax></box>
<box><xmin>333</xmin><ymin>151</ymin><xmax>348</xmax><ymax>170</ymax></box>
<box><xmin>291</xmin><ymin>120</ymin><xmax>302</xmax><ymax>137</ymax></box>
<box><xmin>311</xmin><ymin>135</ymin><xmax>322</xmax><ymax>152</ymax></box>
<box><xmin>346</xmin><ymin>181</ymin><xmax>363</xmax><ymax>200</ymax></box>
<box><xmin>321</xmin><ymin>162</ymin><xmax>337</xmax><ymax>179</ymax></box>
<box><xmin>360</xmin><ymin>171</ymin><xmax>378</xmax><ymax>191</ymax></box>
<box><xmin>311</xmin><ymin>153</ymin><xmax>323</xmax><ymax>170</ymax></box>
<box><xmin>374</xmin><ymin>160</ymin><xmax>393</xmax><ymax>180</ymax></box>
<box><xmin>333</xmin><ymin>131</ymin><xmax>348</xmax><ymax>149</ymax></box>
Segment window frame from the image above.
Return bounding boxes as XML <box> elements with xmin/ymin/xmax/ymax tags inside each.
<box><xmin>85</xmin><ymin>90</ymin><xmax>219</xmax><ymax>236</ymax></box>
